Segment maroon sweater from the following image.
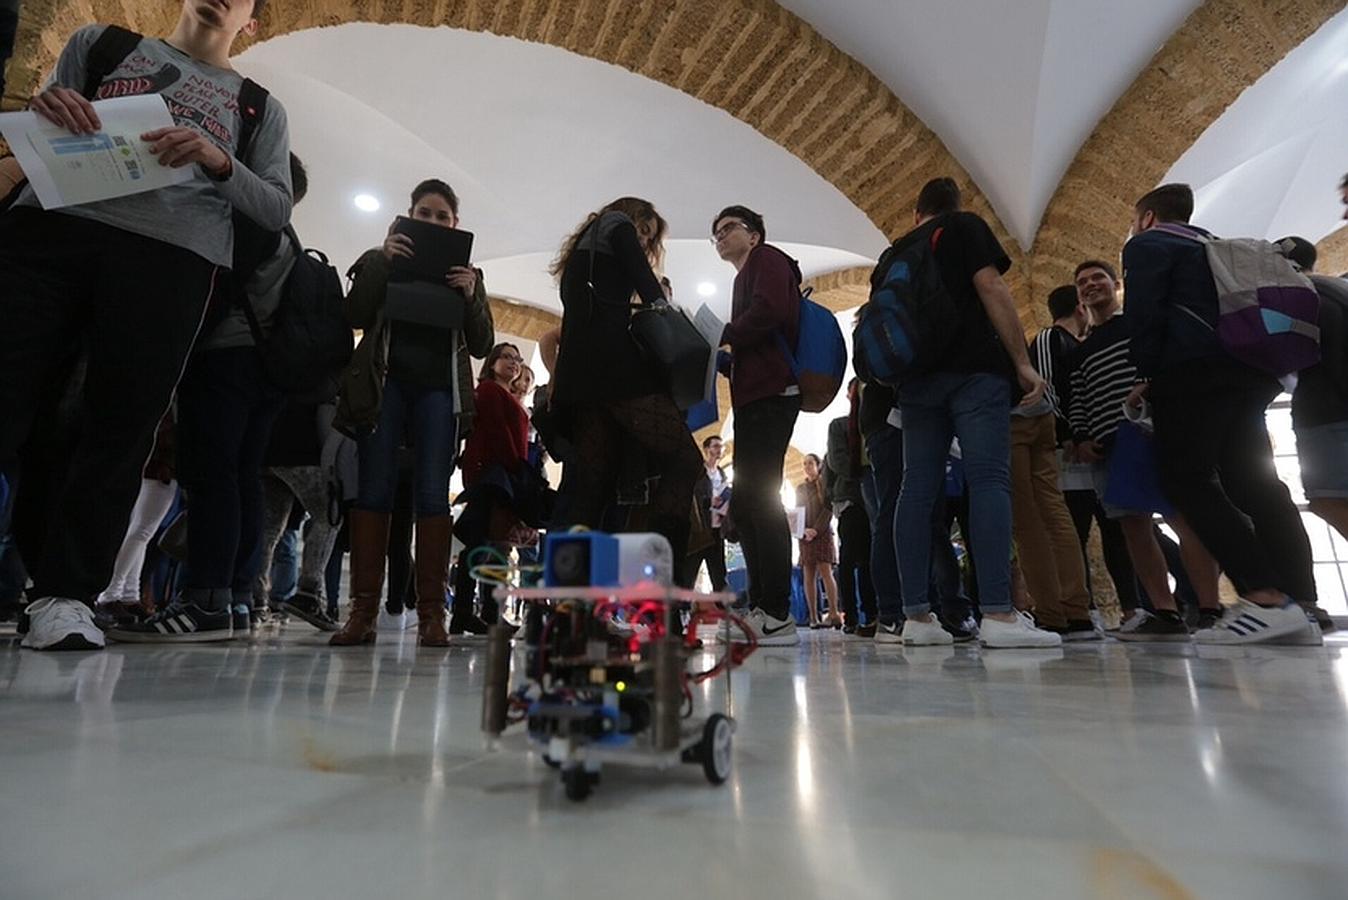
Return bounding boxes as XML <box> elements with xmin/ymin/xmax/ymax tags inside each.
<box><xmin>722</xmin><ymin>243</ymin><xmax>802</xmax><ymax>409</ymax></box>
<box><xmin>459</xmin><ymin>380</ymin><xmax>529</xmax><ymax>488</ymax></box>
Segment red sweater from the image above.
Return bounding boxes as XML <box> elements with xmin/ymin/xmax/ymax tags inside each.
<box><xmin>722</xmin><ymin>243</ymin><xmax>802</xmax><ymax>409</ymax></box>
<box><xmin>460</xmin><ymin>380</ymin><xmax>529</xmax><ymax>488</ymax></box>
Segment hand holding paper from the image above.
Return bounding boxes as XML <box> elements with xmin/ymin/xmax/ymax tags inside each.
<box><xmin>0</xmin><ymin>94</ymin><xmax>194</xmax><ymax>209</ymax></box>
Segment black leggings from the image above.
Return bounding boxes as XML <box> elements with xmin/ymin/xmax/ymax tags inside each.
<box><xmin>566</xmin><ymin>394</ymin><xmax>702</xmax><ymax>574</ymax></box>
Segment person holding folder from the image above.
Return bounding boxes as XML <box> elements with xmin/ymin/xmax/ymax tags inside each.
<box><xmin>331</xmin><ymin>178</ymin><xmax>494</xmax><ymax>648</ymax></box>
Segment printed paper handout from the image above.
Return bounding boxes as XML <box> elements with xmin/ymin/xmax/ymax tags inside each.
<box><xmin>0</xmin><ymin>94</ymin><xmax>193</xmax><ymax>209</ymax></box>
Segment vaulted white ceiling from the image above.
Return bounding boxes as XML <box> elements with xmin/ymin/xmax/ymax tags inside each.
<box><xmin>776</xmin><ymin>0</ymin><xmax>1202</xmax><ymax>249</ymax></box>
<box><xmin>1166</xmin><ymin>6</ymin><xmax>1348</xmax><ymax>251</ymax></box>
<box><xmin>237</xmin><ymin>24</ymin><xmax>881</xmax><ymax>322</ymax></box>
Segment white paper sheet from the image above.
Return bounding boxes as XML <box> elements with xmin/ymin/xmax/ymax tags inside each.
<box><xmin>691</xmin><ymin>303</ymin><xmax>726</xmax><ymax>407</ymax></box>
<box><xmin>0</xmin><ymin>94</ymin><xmax>192</xmax><ymax>209</ymax></box>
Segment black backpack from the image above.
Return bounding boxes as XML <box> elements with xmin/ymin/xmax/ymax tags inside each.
<box><xmin>852</xmin><ymin>223</ymin><xmax>961</xmax><ymax>386</ymax></box>
<box><xmin>236</xmin><ymin>228</ymin><xmax>355</xmax><ymax>403</ymax></box>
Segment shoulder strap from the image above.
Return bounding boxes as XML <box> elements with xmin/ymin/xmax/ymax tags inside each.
<box><xmin>235</xmin><ymin>77</ymin><xmax>269</xmax><ymax>163</ymax></box>
<box><xmin>81</xmin><ymin>25</ymin><xmax>143</xmax><ymax>99</ymax></box>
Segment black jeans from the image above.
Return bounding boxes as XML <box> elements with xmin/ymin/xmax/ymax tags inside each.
<box><xmin>0</xmin><ymin>209</ymin><xmax>216</xmax><ymax>605</ymax></box>
<box><xmin>1152</xmin><ymin>359</ymin><xmax>1317</xmax><ymax>605</ymax></box>
<box><xmin>836</xmin><ymin>504</ymin><xmax>876</xmax><ymax>626</ymax></box>
<box><xmin>732</xmin><ymin>395</ymin><xmax>801</xmax><ymax>619</ymax></box>
<box><xmin>177</xmin><ymin>348</ymin><xmax>283</xmax><ymax>606</ymax></box>
<box><xmin>1064</xmin><ymin>489</ymin><xmax>1142</xmax><ymax>612</ymax></box>
<box><xmin>680</xmin><ymin>533</ymin><xmax>728</xmax><ymax>591</ymax></box>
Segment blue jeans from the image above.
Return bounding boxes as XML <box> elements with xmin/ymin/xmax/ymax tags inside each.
<box><xmin>896</xmin><ymin>372</ymin><xmax>1012</xmax><ymax>615</ymax></box>
<box><xmin>270</xmin><ymin>525</ymin><xmax>300</xmax><ymax>603</ymax></box>
<box><xmin>356</xmin><ymin>377</ymin><xmax>458</xmax><ymax>518</ymax></box>
<box><xmin>864</xmin><ymin>426</ymin><xmax>903</xmax><ymax>621</ymax></box>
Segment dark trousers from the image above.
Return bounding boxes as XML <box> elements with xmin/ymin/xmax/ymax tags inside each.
<box><xmin>0</xmin><ymin>210</ymin><xmax>216</xmax><ymax>604</ymax></box>
<box><xmin>836</xmin><ymin>504</ymin><xmax>876</xmax><ymax>626</ymax></box>
<box><xmin>566</xmin><ymin>393</ymin><xmax>703</xmax><ymax>571</ymax></box>
<box><xmin>1152</xmin><ymin>360</ymin><xmax>1317</xmax><ymax>605</ymax></box>
<box><xmin>681</xmin><ymin>533</ymin><xmax>728</xmax><ymax>591</ymax></box>
<box><xmin>732</xmin><ymin>395</ymin><xmax>801</xmax><ymax>619</ymax></box>
<box><xmin>1064</xmin><ymin>489</ymin><xmax>1142</xmax><ymax>612</ymax></box>
<box><xmin>177</xmin><ymin>348</ymin><xmax>283</xmax><ymax>605</ymax></box>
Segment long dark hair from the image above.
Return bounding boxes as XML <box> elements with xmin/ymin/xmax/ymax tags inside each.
<box><xmin>550</xmin><ymin>197</ymin><xmax>667</xmax><ymax>280</ymax></box>
<box><xmin>481</xmin><ymin>342</ymin><xmax>521</xmax><ymax>385</ymax></box>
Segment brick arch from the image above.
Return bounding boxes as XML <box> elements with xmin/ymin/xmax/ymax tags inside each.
<box><xmin>1029</xmin><ymin>0</ymin><xmax>1345</xmax><ymax>309</ymax></box>
<box><xmin>9</xmin><ymin>0</ymin><xmax>1029</xmax><ymax>308</ymax></box>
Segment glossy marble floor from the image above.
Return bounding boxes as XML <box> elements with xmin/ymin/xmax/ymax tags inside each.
<box><xmin>3</xmin><ymin>624</ymin><xmax>1347</xmax><ymax>900</ymax></box>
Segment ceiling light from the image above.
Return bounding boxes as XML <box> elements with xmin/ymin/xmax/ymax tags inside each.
<box><xmin>697</xmin><ymin>282</ymin><xmax>717</xmax><ymax>297</ymax></box>
<box><xmin>353</xmin><ymin>193</ymin><xmax>381</xmax><ymax>213</ymax></box>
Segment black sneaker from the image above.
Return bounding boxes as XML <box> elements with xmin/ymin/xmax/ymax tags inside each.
<box><xmin>874</xmin><ymin>619</ymin><xmax>903</xmax><ymax>645</ymax></box>
<box><xmin>1045</xmin><ymin>620</ymin><xmax>1104</xmax><ymax>642</ymax></box>
<box><xmin>449</xmin><ymin>612</ymin><xmax>491</xmax><ymax>637</ymax></box>
<box><xmin>281</xmin><ymin>591</ymin><xmax>340</xmax><ymax>633</ymax></box>
<box><xmin>1196</xmin><ymin>608</ymin><xmax>1222</xmax><ymax>632</ymax></box>
<box><xmin>107</xmin><ymin>602</ymin><xmax>233</xmax><ymax>643</ymax></box>
<box><xmin>843</xmin><ymin>623</ymin><xmax>857</xmax><ymax>635</ymax></box>
<box><xmin>939</xmin><ymin>614</ymin><xmax>978</xmax><ymax>643</ymax></box>
<box><xmin>852</xmin><ymin>622</ymin><xmax>877</xmax><ymax>639</ymax></box>
<box><xmin>1113</xmin><ymin>609</ymin><xmax>1189</xmax><ymax>643</ymax></box>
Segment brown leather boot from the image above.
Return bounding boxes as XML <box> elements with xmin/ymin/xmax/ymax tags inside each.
<box><xmin>329</xmin><ymin>509</ymin><xmax>390</xmax><ymax>646</ymax></box>
<box><xmin>415</xmin><ymin>515</ymin><xmax>452</xmax><ymax>647</ymax></box>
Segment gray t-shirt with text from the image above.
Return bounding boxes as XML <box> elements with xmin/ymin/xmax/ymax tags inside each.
<box><xmin>14</xmin><ymin>25</ymin><xmax>292</xmax><ymax>267</ymax></box>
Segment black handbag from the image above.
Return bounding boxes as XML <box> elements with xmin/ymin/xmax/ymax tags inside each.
<box><xmin>585</xmin><ymin>221</ymin><xmax>711</xmax><ymax>410</ymax></box>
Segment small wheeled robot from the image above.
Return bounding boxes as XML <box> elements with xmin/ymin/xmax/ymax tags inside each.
<box><xmin>477</xmin><ymin>532</ymin><xmax>757</xmax><ymax>802</ymax></box>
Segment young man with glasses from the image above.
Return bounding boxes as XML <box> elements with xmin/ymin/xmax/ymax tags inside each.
<box><xmin>712</xmin><ymin>205</ymin><xmax>802</xmax><ymax>646</ymax></box>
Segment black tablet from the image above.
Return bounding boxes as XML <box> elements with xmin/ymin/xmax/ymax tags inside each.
<box><xmin>389</xmin><ymin>216</ymin><xmax>474</xmax><ymax>283</ymax></box>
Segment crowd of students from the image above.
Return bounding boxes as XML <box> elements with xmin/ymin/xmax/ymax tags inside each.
<box><xmin>2</xmin><ymin>1</ymin><xmax>1345</xmax><ymax>656</ymax></box>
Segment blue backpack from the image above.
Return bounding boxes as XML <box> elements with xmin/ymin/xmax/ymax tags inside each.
<box><xmin>777</xmin><ymin>288</ymin><xmax>846</xmax><ymax>413</ymax></box>
<box><xmin>853</xmin><ymin>225</ymin><xmax>959</xmax><ymax>386</ymax></box>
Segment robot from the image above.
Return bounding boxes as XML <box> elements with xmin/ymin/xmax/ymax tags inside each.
<box><xmin>477</xmin><ymin>531</ymin><xmax>756</xmax><ymax>802</ymax></box>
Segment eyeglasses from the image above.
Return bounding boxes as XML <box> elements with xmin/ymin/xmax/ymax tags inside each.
<box><xmin>710</xmin><ymin>221</ymin><xmax>748</xmax><ymax>244</ymax></box>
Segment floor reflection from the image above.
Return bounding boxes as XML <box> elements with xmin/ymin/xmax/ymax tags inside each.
<box><xmin>2</xmin><ymin>627</ymin><xmax>1347</xmax><ymax>899</ymax></box>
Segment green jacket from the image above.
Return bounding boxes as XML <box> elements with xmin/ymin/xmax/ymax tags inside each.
<box><xmin>340</xmin><ymin>248</ymin><xmax>495</xmax><ymax>434</ymax></box>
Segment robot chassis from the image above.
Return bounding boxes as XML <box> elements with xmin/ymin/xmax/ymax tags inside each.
<box><xmin>479</xmin><ymin>586</ymin><xmax>757</xmax><ymax>802</ymax></box>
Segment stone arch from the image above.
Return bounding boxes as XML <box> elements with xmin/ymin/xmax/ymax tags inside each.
<box><xmin>1029</xmin><ymin>0</ymin><xmax>1345</xmax><ymax>309</ymax></box>
<box><xmin>9</xmin><ymin>0</ymin><xmax>1030</xmax><ymax>305</ymax></box>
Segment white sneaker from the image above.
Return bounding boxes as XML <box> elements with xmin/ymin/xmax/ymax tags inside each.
<box><xmin>1195</xmin><ymin>599</ymin><xmax>1315</xmax><ymax>645</ymax></box>
<box><xmin>901</xmin><ymin>616</ymin><xmax>952</xmax><ymax>646</ymax></box>
<box><xmin>20</xmin><ymin>598</ymin><xmax>106</xmax><ymax>651</ymax></box>
<box><xmin>742</xmin><ymin>608</ymin><xmax>800</xmax><ymax>647</ymax></box>
<box><xmin>1115</xmin><ymin>609</ymin><xmax>1147</xmax><ymax>634</ymax></box>
<box><xmin>402</xmin><ymin>608</ymin><xmax>419</xmax><ymax>631</ymax></box>
<box><xmin>874</xmin><ymin>620</ymin><xmax>904</xmax><ymax>645</ymax></box>
<box><xmin>979</xmin><ymin>611</ymin><xmax>1063</xmax><ymax>649</ymax></box>
<box><xmin>376</xmin><ymin>608</ymin><xmax>406</xmax><ymax>632</ymax></box>
<box><xmin>1268</xmin><ymin>619</ymin><xmax>1325</xmax><ymax>647</ymax></box>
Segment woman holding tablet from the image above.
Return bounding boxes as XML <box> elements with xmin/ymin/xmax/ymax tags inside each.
<box><xmin>332</xmin><ymin>179</ymin><xmax>494</xmax><ymax>647</ymax></box>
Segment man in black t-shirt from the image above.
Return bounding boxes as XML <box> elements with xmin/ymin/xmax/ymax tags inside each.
<box><xmin>886</xmin><ymin>177</ymin><xmax>1056</xmax><ymax>649</ymax></box>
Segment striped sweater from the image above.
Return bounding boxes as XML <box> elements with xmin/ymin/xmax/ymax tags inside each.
<box><xmin>1067</xmin><ymin>313</ymin><xmax>1136</xmax><ymax>448</ymax></box>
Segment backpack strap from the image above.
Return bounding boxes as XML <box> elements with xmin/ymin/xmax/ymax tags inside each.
<box><xmin>235</xmin><ymin>77</ymin><xmax>269</xmax><ymax>163</ymax></box>
<box><xmin>81</xmin><ymin>25</ymin><xmax>143</xmax><ymax>99</ymax></box>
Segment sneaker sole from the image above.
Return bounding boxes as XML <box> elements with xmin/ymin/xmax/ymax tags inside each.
<box><xmin>980</xmin><ymin>640</ymin><xmax>1064</xmax><ymax>649</ymax></box>
<box><xmin>1112</xmin><ymin>632</ymin><xmax>1191</xmax><ymax>643</ymax></box>
<box><xmin>1062</xmin><ymin>632</ymin><xmax>1105</xmax><ymax>643</ymax></box>
<box><xmin>756</xmin><ymin>632</ymin><xmax>801</xmax><ymax>647</ymax></box>
<box><xmin>21</xmin><ymin>632</ymin><xmax>105</xmax><ymax>651</ymax></box>
<box><xmin>280</xmin><ymin>603</ymin><xmax>340</xmax><ymax>633</ymax></box>
<box><xmin>108</xmin><ymin>628</ymin><xmax>234</xmax><ymax>644</ymax></box>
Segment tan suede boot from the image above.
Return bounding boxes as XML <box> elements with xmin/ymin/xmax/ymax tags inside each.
<box><xmin>415</xmin><ymin>515</ymin><xmax>452</xmax><ymax>647</ymax></box>
<box><xmin>329</xmin><ymin>509</ymin><xmax>390</xmax><ymax>646</ymax></box>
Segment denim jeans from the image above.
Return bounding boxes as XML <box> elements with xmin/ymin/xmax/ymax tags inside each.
<box><xmin>269</xmin><ymin>524</ymin><xmax>301</xmax><ymax>603</ymax></box>
<box><xmin>864</xmin><ymin>426</ymin><xmax>903</xmax><ymax>621</ymax></box>
<box><xmin>356</xmin><ymin>376</ymin><xmax>459</xmax><ymax>518</ymax></box>
<box><xmin>896</xmin><ymin>372</ymin><xmax>1013</xmax><ymax>615</ymax></box>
